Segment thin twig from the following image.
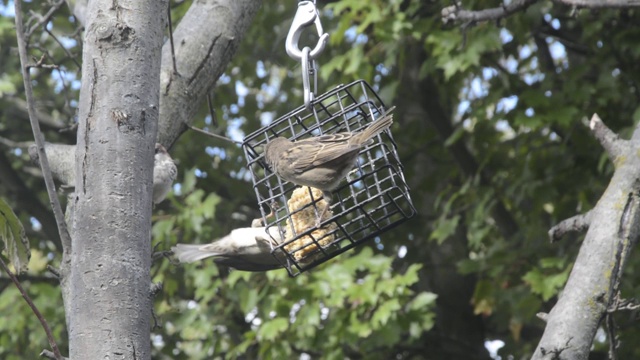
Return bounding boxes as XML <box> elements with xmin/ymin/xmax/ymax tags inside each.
<box><xmin>548</xmin><ymin>210</ymin><xmax>592</xmax><ymax>243</ymax></box>
<box><xmin>59</xmin><ymin>123</ymin><xmax>78</xmax><ymax>134</ymax></box>
<box><xmin>184</xmin><ymin>123</ymin><xmax>243</xmax><ymax>145</ymax></box>
<box><xmin>14</xmin><ymin>0</ymin><xmax>72</xmax><ymax>254</ymax></box>
<box><xmin>0</xmin><ymin>275</ymin><xmax>59</xmax><ymax>286</ymax></box>
<box><xmin>46</xmin><ymin>265</ymin><xmax>61</xmax><ymax>280</ymax></box>
<box><xmin>441</xmin><ymin>0</ymin><xmax>640</xmax><ymax>24</ymax></box>
<box><xmin>25</xmin><ymin>0</ymin><xmax>65</xmax><ymax>40</ymax></box>
<box><xmin>45</xmin><ymin>28</ymin><xmax>82</xmax><ymax>69</ymax></box>
<box><xmin>0</xmin><ymin>135</ymin><xmax>33</xmax><ymax>148</ymax></box>
<box><xmin>27</xmin><ymin>54</ymin><xmax>59</xmax><ymax>70</ymax></box>
<box><xmin>167</xmin><ymin>3</ymin><xmax>178</xmax><ymax>74</ymax></box>
<box><xmin>0</xmin><ymin>256</ymin><xmax>63</xmax><ymax>360</ymax></box>
<box><xmin>554</xmin><ymin>0</ymin><xmax>640</xmax><ymax>8</ymax></box>
<box><xmin>207</xmin><ymin>91</ymin><xmax>218</xmax><ymax>127</ymax></box>
<box><xmin>606</xmin><ymin>313</ymin><xmax>618</xmax><ymax>360</ymax></box>
<box><xmin>607</xmin><ymin>292</ymin><xmax>640</xmax><ymax>312</ymax></box>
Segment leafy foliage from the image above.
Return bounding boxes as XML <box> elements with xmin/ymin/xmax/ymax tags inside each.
<box><xmin>2</xmin><ymin>0</ymin><xmax>640</xmax><ymax>359</ymax></box>
<box><xmin>0</xmin><ymin>197</ymin><xmax>30</xmax><ymax>273</ymax></box>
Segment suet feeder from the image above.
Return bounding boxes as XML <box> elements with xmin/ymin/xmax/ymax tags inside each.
<box><xmin>243</xmin><ymin>80</ymin><xmax>415</xmax><ymax>276</ymax></box>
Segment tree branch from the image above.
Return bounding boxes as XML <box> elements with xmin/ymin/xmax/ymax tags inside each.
<box><xmin>533</xmin><ymin>139</ymin><xmax>640</xmax><ymax>357</ymax></box>
<box><xmin>40</xmin><ymin>350</ymin><xmax>68</xmax><ymax>360</ymax></box>
<box><xmin>184</xmin><ymin>123</ymin><xmax>244</xmax><ymax>145</ymax></box>
<box><xmin>589</xmin><ymin>113</ymin><xmax>625</xmax><ymax>162</ymax></box>
<box><xmin>0</xmin><ymin>256</ymin><xmax>63</xmax><ymax>360</ymax></box>
<box><xmin>28</xmin><ymin>143</ymin><xmax>76</xmax><ymax>187</ymax></box>
<box><xmin>157</xmin><ymin>0</ymin><xmax>263</xmax><ymax>147</ymax></box>
<box><xmin>554</xmin><ymin>0</ymin><xmax>640</xmax><ymax>7</ymax></box>
<box><xmin>442</xmin><ymin>0</ymin><xmax>538</xmax><ymax>24</ymax></box>
<box><xmin>548</xmin><ymin>210</ymin><xmax>592</xmax><ymax>243</ymax></box>
<box><xmin>0</xmin><ymin>275</ymin><xmax>60</xmax><ymax>286</ymax></box>
<box><xmin>25</xmin><ymin>0</ymin><xmax>66</xmax><ymax>40</ymax></box>
<box><xmin>14</xmin><ymin>0</ymin><xmax>72</xmax><ymax>255</ymax></box>
<box><xmin>442</xmin><ymin>0</ymin><xmax>640</xmax><ymax>24</ymax></box>
<box><xmin>3</xmin><ymin>96</ymin><xmax>69</xmax><ymax>131</ymax></box>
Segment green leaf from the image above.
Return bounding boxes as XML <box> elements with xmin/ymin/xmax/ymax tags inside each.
<box><xmin>182</xmin><ymin>167</ymin><xmax>198</xmax><ymax>194</ymax></box>
<box><xmin>522</xmin><ymin>264</ymin><xmax>572</xmax><ymax>301</ymax></box>
<box><xmin>371</xmin><ymin>298</ymin><xmax>401</xmax><ymax>327</ymax></box>
<box><xmin>407</xmin><ymin>292</ymin><xmax>438</xmax><ymax>311</ymax></box>
<box><xmin>0</xmin><ymin>198</ymin><xmax>30</xmax><ymax>273</ymax></box>
<box><xmin>429</xmin><ymin>215</ymin><xmax>460</xmax><ymax>244</ymax></box>
<box><xmin>257</xmin><ymin>317</ymin><xmax>289</xmax><ymax>341</ymax></box>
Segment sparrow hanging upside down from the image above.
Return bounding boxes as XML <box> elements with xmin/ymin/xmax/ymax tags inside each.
<box><xmin>152</xmin><ymin>143</ymin><xmax>177</xmax><ymax>205</ymax></box>
<box><xmin>171</xmin><ymin>227</ymin><xmax>284</xmax><ymax>272</ymax></box>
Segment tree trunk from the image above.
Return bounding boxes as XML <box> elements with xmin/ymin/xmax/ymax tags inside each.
<box><xmin>62</xmin><ymin>0</ymin><xmax>167</xmax><ymax>358</ymax></box>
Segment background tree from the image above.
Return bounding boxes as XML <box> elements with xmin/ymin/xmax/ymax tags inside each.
<box><xmin>1</xmin><ymin>0</ymin><xmax>640</xmax><ymax>359</ymax></box>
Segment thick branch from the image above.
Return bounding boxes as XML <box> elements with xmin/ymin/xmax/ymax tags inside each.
<box><xmin>442</xmin><ymin>0</ymin><xmax>538</xmax><ymax>24</ymax></box>
<box><xmin>554</xmin><ymin>0</ymin><xmax>640</xmax><ymax>7</ymax></box>
<box><xmin>28</xmin><ymin>143</ymin><xmax>76</xmax><ymax>187</ymax></box>
<box><xmin>548</xmin><ymin>211</ymin><xmax>592</xmax><ymax>243</ymax></box>
<box><xmin>533</xmin><ymin>141</ymin><xmax>640</xmax><ymax>358</ymax></box>
<box><xmin>442</xmin><ymin>0</ymin><xmax>640</xmax><ymax>24</ymax></box>
<box><xmin>157</xmin><ymin>0</ymin><xmax>263</xmax><ymax>147</ymax></box>
<box><xmin>58</xmin><ymin>0</ymin><xmax>262</xmax><ymax>149</ymax></box>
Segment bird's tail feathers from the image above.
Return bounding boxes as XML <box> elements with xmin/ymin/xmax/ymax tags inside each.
<box><xmin>172</xmin><ymin>243</ymin><xmax>221</xmax><ymax>263</ymax></box>
<box><xmin>359</xmin><ymin>106</ymin><xmax>395</xmax><ymax>143</ymax></box>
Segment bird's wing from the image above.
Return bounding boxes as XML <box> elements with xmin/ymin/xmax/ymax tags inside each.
<box><xmin>285</xmin><ymin>133</ymin><xmax>359</xmax><ymax>173</ymax></box>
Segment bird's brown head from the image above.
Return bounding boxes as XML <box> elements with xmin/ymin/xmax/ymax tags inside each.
<box><xmin>264</xmin><ymin>137</ymin><xmax>290</xmax><ymax>167</ymax></box>
<box><xmin>155</xmin><ymin>143</ymin><xmax>168</xmax><ymax>155</ymax></box>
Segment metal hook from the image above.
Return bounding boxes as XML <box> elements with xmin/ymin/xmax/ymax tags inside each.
<box><xmin>285</xmin><ymin>1</ymin><xmax>329</xmax><ymax>62</ymax></box>
<box><xmin>301</xmin><ymin>46</ymin><xmax>317</xmax><ymax>111</ymax></box>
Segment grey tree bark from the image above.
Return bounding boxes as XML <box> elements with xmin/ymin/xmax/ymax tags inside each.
<box><xmin>31</xmin><ymin>0</ymin><xmax>264</xmax><ymax>358</ymax></box>
<box><xmin>62</xmin><ymin>0</ymin><xmax>167</xmax><ymax>358</ymax></box>
<box><xmin>66</xmin><ymin>0</ymin><xmax>264</xmax><ymax>147</ymax></box>
<box><xmin>532</xmin><ymin>115</ymin><xmax>640</xmax><ymax>359</ymax></box>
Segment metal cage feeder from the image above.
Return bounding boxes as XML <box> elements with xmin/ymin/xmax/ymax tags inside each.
<box><xmin>242</xmin><ymin>80</ymin><xmax>416</xmax><ymax>276</ymax></box>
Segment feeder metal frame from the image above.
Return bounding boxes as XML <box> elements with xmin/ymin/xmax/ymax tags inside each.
<box><xmin>242</xmin><ymin>80</ymin><xmax>416</xmax><ymax>276</ymax></box>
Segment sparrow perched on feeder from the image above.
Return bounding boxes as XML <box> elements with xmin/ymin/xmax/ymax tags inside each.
<box><xmin>153</xmin><ymin>143</ymin><xmax>178</xmax><ymax>205</ymax></box>
<box><xmin>264</xmin><ymin>107</ymin><xmax>395</xmax><ymax>225</ymax></box>
<box><xmin>171</xmin><ymin>227</ymin><xmax>284</xmax><ymax>272</ymax></box>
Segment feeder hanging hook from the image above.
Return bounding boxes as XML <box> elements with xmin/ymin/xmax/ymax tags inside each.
<box><xmin>285</xmin><ymin>0</ymin><xmax>329</xmax><ymax>62</ymax></box>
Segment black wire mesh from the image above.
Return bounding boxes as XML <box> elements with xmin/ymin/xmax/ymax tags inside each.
<box><xmin>242</xmin><ymin>80</ymin><xmax>416</xmax><ymax>276</ymax></box>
